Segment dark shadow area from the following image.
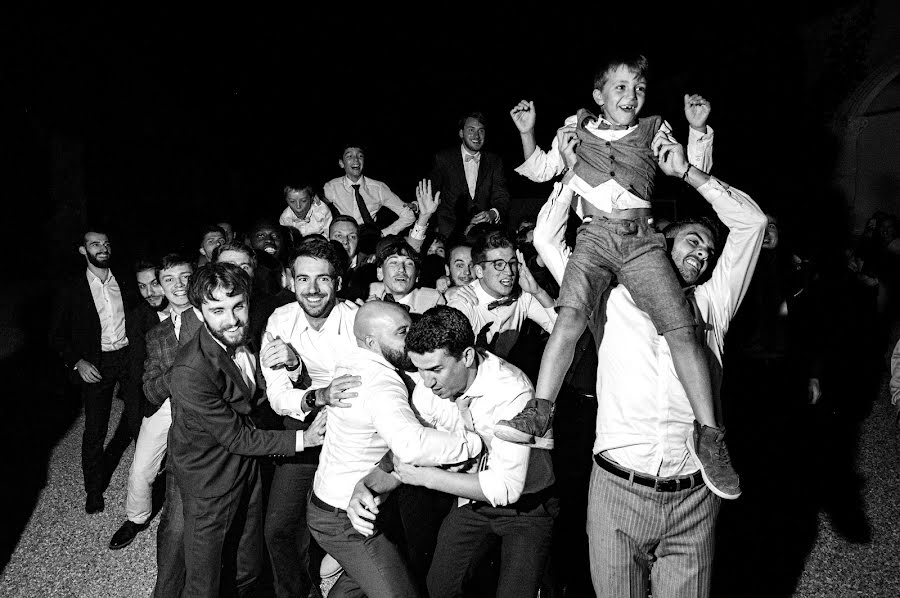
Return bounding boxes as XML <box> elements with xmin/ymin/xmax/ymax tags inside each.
<box><xmin>0</xmin><ymin>282</ymin><xmax>81</xmax><ymax>572</ymax></box>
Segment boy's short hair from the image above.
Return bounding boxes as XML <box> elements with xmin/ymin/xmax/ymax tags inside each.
<box><xmin>458</xmin><ymin>111</ymin><xmax>487</xmax><ymax>130</ymax></box>
<box><xmin>188</xmin><ymin>263</ymin><xmax>252</xmax><ymax>309</ymax></box>
<box><xmin>471</xmin><ymin>230</ymin><xmax>515</xmax><ymax>265</ymax></box>
<box><xmin>291</xmin><ymin>237</ymin><xmax>346</xmax><ymax>281</ymax></box>
<box><xmin>157</xmin><ymin>253</ymin><xmax>196</xmax><ymax>277</ymax></box>
<box><xmin>405</xmin><ymin>305</ymin><xmax>475</xmax><ymax>359</ymax></box>
<box><xmin>594</xmin><ymin>53</ymin><xmax>650</xmax><ymax>90</ymax></box>
<box><xmin>376</xmin><ymin>237</ymin><xmax>422</xmax><ymax>270</ymax></box>
<box><xmin>283</xmin><ymin>181</ymin><xmax>316</xmax><ymax>199</ymax></box>
<box><xmin>339</xmin><ymin>142</ymin><xmax>366</xmax><ymax>157</ymax></box>
<box><xmin>211</xmin><ymin>241</ymin><xmax>256</xmax><ymax>267</ymax></box>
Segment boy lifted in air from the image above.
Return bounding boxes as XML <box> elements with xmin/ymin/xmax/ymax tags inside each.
<box><xmin>502</xmin><ymin>53</ymin><xmax>740</xmax><ymax>499</ymax></box>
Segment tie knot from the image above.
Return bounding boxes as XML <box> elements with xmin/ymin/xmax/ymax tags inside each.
<box><xmin>464</xmin><ymin>153</ymin><xmax>480</xmax><ymax>163</ymax></box>
<box><xmin>487</xmin><ymin>291</ymin><xmax>520</xmax><ymax>311</ymax></box>
<box><xmin>352</xmin><ymin>184</ymin><xmax>360</xmax><ymax>189</ymax></box>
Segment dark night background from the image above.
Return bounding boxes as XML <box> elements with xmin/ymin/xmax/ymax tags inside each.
<box><xmin>4</xmin><ymin>1</ymin><xmax>890</xmax><ymax>277</ymax></box>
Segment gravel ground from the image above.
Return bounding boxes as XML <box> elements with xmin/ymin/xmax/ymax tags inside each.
<box><xmin>0</xmin><ymin>381</ymin><xmax>896</xmax><ymax>597</ymax></box>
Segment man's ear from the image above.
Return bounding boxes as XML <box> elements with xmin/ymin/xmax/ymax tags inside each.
<box><xmin>336</xmin><ymin>276</ymin><xmax>343</xmax><ymax>292</ymax></box>
<box><xmin>376</xmin><ymin>267</ymin><xmax>384</xmax><ymax>282</ymax></box>
<box><xmin>338</xmin><ymin>159</ymin><xmax>345</xmax><ymax>170</ymax></box>
<box><xmin>462</xmin><ymin>346</ymin><xmax>477</xmax><ymax>367</ymax></box>
<box><xmin>445</xmin><ymin>264</ymin><xmax>450</xmax><ymax>276</ymax></box>
<box><xmin>473</xmin><ymin>264</ymin><xmax>485</xmax><ymax>279</ymax></box>
<box><xmin>458</xmin><ymin>128</ymin><xmax>464</xmax><ymax>141</ymax></box>
<box><xmin>78</xmin><ymin>246</ymin><xmax>87</xmax><ymax>257</ymax></box>
<box><xmin>592</xmin><ymin>88</ymin><xmax>604</xmax><ymax>108</ymax></box>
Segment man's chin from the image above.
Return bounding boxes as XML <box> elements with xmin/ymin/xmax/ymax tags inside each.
<box><xmin>211</xmin><ymin>325</ymin><xmax>250</xmax><ymax>349</ymax></box>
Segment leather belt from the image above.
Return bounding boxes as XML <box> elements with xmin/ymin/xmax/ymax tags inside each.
<box><xmin>310</xmin><ymin>492</ymin><xmax>345</xmax><ymax>514</ymax></box>
<box><xmin>594</xmin><ymin>454</ymin><xmax>702</xmax><ymax>492</ymax></box>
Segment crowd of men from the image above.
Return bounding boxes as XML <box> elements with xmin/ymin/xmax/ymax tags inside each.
<box><xmin>48</xmin><ymin>55</ymin><xmax>894</xmax><ymax>598</ymax></box>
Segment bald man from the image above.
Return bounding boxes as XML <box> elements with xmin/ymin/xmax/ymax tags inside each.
<box><xmin>306</xmin><ymin>301</ymin><xmax>485</xmax><ymax>598</ymax></box>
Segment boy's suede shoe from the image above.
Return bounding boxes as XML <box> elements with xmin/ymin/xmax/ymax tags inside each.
<box><xmin>108</xmin><ymin>520</ymin><xmax>148</xmax><ymax>550</ymax></box>
<box><xmin>494</xmin><ymin>398</ymin><xmax>555</xmax><ymax>449</ymax></box>
<box><xmin>686</xmin><ymin>421</ymin><xmax>741</xmax><ymax>500</ymax></box>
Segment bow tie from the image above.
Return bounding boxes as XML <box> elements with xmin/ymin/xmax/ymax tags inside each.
<box><xmin>487</xmin><ymin>291</ymin><xmax>520</xmax><ymax>311</ymax></box>
<box><xmin>464</xmin><ymin>153</ymin><xmax>481</xmax><ymax>163</ymax></box>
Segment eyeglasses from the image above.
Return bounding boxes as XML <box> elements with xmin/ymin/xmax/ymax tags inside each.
<box><xmin>478</xmin><ymin>258</ymin><xmax>519</xmax><ymax>272</ymax></box>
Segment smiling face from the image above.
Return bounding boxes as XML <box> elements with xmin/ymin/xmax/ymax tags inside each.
<box><xmin>408</xmin><ymin>346</ymin><xmax>476</xmax><ymax>401</ymax></box>
<box><xmin>459</xmin><ymin>117</ymin><xmax>485</xmax><ymax>154</ymax></box>
<box><xmin>81</xmin><ymin>232</ymin><xmax>111</xmax><ymax>269</ymax></box>
<box><xmin>670</xmin><ymin>225</ymin><xmax>716</xmax><ymax>285</ymax></box>
<box><xmin>593</xmin><ymin>64</ymin><xmax>647</xmax><ymax>127</ymax></box>
<box><xmin>250</xmin><ymin>225</ymin><xmax>283</xmax><ymax>257</ymax></box>
<box><xmin>339</xmin><ymin>147</ymin><xmax>365</xmax><ymax>181</ymax></box>
<box><xmin>200</xmin><ymin>287</ymin><xmax>250</xmax><ymax>348</ymax></box>
<box><xmin>448</xmin><ymin>245</ymin><xmax>473</xmax><ymax>286</ymax></box>
<box><xmin>474</xmin><ymin>246</ymin><xmax>518</xmax><ymax>298</ymax></box>
<box><xmin>762</xmin><ymin>216</ymin><xmax>779</xmax><ymax>250</ymax></box>
<box><xmin>159</xmin><ymin>263</ymin><xmax>193</xmax><ymax>309</ymax></box>
<box><xmin>136</xmin><ymin>268</ymin><xmax>165</xmax><ymax>307</ymax></box>
<box><xmin>378</xmin><ymin>253</ymin><xmax>418</xmax><ymax>297</ymax></box>
<box><xmin>292</xmin><ymin>256</ymin><xmax>340</xmax><ymax>319</ymax></box>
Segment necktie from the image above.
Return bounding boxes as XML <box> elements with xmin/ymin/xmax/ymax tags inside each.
<box><xmin>464</xmin><ymin>153</ymin><xmax>480</xmax><ymax>163</ymax></box>
<box><xmin>456</xmin><ymin>395</ymin><xmax>476</xmax><ymax>433</ymax></box>
<box><xmin>172</xmin><ymin>310</ymin><xmax>182</xmax><ymax>341</ymax></box>
<box><xmin>487</xmin><ymin>290</ymin><xmax>521</xmax><ymax>311</ymax></box>
<box><xmin>351</xmin><ymin>184</ymin><xmax>375</xmax><ymax>226</ymax></box>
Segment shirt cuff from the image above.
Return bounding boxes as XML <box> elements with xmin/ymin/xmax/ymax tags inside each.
<box><xmin>478</xmin><ymin>470</ymin><xmax>517</xmax><ymax>507</ymax></box>
<box><xmin>409</xmin><ymin>222</ymin><xmax>428</xmax><ymax>240</ymax></box>
<box><xmin>489</xmin><ymin>208</ymin><xmax>500</xmax><ymax>223</ymax></box>
<box><xmin>269</xmin><ymin>388</ymin><xmax>311</xmax><ymax>421</ymax></box>
<box><xmin>688</xmin><ymin>124</ymin><xmax>714</xmax><ymax>142</ymax></box>
<box><xmin>514</xmin><ymin>147</ymin><xmax>544</xmax><ymax>178</ymax></box>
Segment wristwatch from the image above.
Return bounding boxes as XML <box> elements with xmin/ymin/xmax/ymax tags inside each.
<box><xmin>304</xmin><ymin>388</ymin><xmax>319</xmax><ymax>411</ymax></box>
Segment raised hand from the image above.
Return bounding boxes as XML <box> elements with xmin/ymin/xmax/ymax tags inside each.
<box><xmin>415</xmin><ymin>179</ymin><xmax>441</xmax><ymax>220</ymax></box>
<box><xmin>684</xmin><ymin>94</ymin><xmax>712</xmax><ymax>131</ymax></box>
<box><xmin>516</xmin><ymin>249</ymin><xmax>541</xmax><ymax>295</ymax></box>
<box><xmin>510</xmin><ymin>100</ymin><xmax>537</xmax><ymax>134</ymax></box>
<box><xmin>261</xmin><ymin>331</ymin><xmax>299</xmax><ymax>370</ymax></box>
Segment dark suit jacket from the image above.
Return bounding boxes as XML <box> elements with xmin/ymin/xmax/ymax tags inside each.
<box><xmin>50</xmin><ymin>268</ymin><xmax>139</xmax><ymax>383</ymax></box>
<box><xmin>142</xmin><ymin>308</ymin><xmax>204</xmax><ymax>416</ymax></box>
<box><xmin>124</xmin><ymin>302</ymin><xmax>167</xmax><ymax>420</ymax></box>
<box><xmin>168</xmin><ymin>325</ymin><xmax>297</xmax><ymax>498</ymax></box>
<box><xmin>430</xmin><ymin>146</ymin><xmax>511</xmax><ymax>240</ymax></box>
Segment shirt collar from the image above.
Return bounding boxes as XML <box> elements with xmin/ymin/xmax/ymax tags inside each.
<box><xmin>86</xmin><ymin>268</ymin><xmax>114</xmax><ymax>285</ymax></box>
<box><xmin>343</xmin><ymin>175</ymin><xmax>366</xmax><ymax>190</ymax></box>
<box><xmin>296</xmin><ymin>301</ymin><xmax>349</xmax><ymax>336</ymax></box>
<box><xmin>348</xmin><ymin>344</ymin><xmax>396</xmax><ymax>371</ymax></box>
<box><xmin>473</xmin><ymin>280</ymin><xmax>515</xmax><ymax>304</ymax></box>
<box><xmin>460</xmin><ymin>349</ymin><xmax>494</xmax><ymax>399</ymax></box>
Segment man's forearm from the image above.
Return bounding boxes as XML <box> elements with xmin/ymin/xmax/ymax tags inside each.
<box><xmin>520</xmin><ymin>130</ymin><xmax>537</xmax><ymax>162</ymax></box>
<box><xmin>423</xmin><ymin>468</ymin><xmax>488</xmax><ymax>502</ymax></box>
<box><xmin>362</xmin><ymin>466</ymin><xmax>402</xmax><ymax>494</ymax></box>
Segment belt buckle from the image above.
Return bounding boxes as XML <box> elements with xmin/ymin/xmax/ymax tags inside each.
<box><xmin>654</xmin><ymin>478</ymin><xmax>678</xmax><ymax>492</ymax></box>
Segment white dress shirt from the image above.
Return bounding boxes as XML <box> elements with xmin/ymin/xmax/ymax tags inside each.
<box><xmin>411</xmin><ymin>350</ymin><xmax>555</xmax><ymax>507</ymax></box>
<box><xmin>515</xmin><ymin>116</ymin><xmax>714</xmax><ymax>213</ymax></box>
<box><xmin>262</xmin><ymin>300</ymin><xmax>358</xmax><ymax>421</ymax></box>
<box><xmin>461</xmin><ymin>145</ymin><xmax>481</xmax><ymax>199</ymax></box>
<box><xmin>533</xmin><ymin>177</ymin><xmax>766</xmax><ymax>477</ymax></box>
<box><xmin>372</xmin><ymin>286</ymin><xmax>446</xmax><ymax>314</ymax></box>
<box><xmin>322</xmin><ymin>175</ymin><xmax>415</xmax><ymax>237</ymax></box>
<box><xmin>86</xmin><ymin>269</ymin><xmax>129</xmax><ymax>351</ymax></box>
<box><xmin>208</xmin><ymin>331</ymin><xmax>257</xmax><ymax>397</ymax></box>
<box><xmin>447</xmin><ymin>280</ymin><xmax>556</xmax><ymax>359</ymax></box>
<box><xmin>313</xmin><ymin>346</ymin><xmax>483</xmax><ymax>510</ymax></box>
<box><xmin>279</xmin><ymin>200</ymin><xmax>334</xmax><ymax>237</ymax></box>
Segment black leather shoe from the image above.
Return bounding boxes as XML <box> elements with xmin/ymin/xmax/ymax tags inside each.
<box><xmin>85</xmin><ymin>492</ymin><xmax>105</xmax><ymax>514</ymax></box>
<box><xmin>109</xmin><ymin>520</ymin><xmax>147</xmax><ymax>550</ymax></box>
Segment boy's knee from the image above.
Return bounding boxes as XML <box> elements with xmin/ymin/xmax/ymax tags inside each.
<box><xmin>555</xmin><ymin>307</ymin><xmax>589</xmax><ymax>333</ymax></box>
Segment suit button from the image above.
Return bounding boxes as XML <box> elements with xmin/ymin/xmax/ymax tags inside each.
<box><xmin>609</xmin><ymin>155</ymin><xmax>616</xmax><ymax>161</ymax></box>
<box><xmin>609</xmin><ymin>171</ymin><xmax>616</xmax><ymax>177</ymax></box>
<box><xmin>605</xmin><ymin>141</ymin><xmax>611</xmax><ymax>146</ymax></box>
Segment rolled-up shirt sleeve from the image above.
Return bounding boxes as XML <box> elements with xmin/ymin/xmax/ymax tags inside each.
<box><xmin>533</xmin><ymin>182</ymin><xmax>573</xmax><ymax>286</ymax></box>
<box><xmin>687</xmin><ymin>125</ymin><xmax>714</xmax><ymax>173</ymax></box>
<box><xmin>514</xmin><ymin>115</ymin><xmax>577</xmax><ymax>183</ymax></box>
<box><xmin>380</xmin><ymin>186</ymin><xmax>416</xmax><ymax>237</ymax></box>
<box><xmin>261</xmin><ymin>317</ymin><xmax>311</xmax><ymax>421</ymax></box>
<box><xmin>477</xmin><ymin>390</ymin><xmax>534</xmax><ymax>506</ymax></box>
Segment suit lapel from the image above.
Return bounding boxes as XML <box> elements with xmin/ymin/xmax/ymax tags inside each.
<box><xmin>473</xmin><ymin>153</ymin><xmax>487</xmax><ymax>202</ymax></box>
<box><xmin>178</xmin><ymin>309</ymin><xmax>203</xmax><ymax>347</ymax></box>
<box><xmin>452</xmin><ymin>150</ymin><xmax>471</xmax><ymax>201</ymax></box>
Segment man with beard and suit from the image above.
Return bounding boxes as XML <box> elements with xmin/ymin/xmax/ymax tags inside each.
<box><xmin>110</xmin><ymin>254</ymin><xmax>197</xmax><ymax>552</ymax></box>
<box><xmin>167</xmin><ymin>263</ymin><xmax>326</xmax><ymax>598</ymax></box>
<box><xmin>430</xmin><ymin>111</ymin><xmax>511</xmax><ymax>241</ymax></box>
<box><xmin>51</xmin><ymin>228</ymin><xmax>139</xmax><ymax>514</ymax></box>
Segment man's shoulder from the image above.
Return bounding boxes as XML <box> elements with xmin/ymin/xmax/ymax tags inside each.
<box><xmin>434</xmin><ymin>146</ymin><xmax>460</xmax><ymax>162</ymax></box>
<box><xmin>146</xmin><ymin>316</ymin><xmax>174</xmax><ymax>341</ymax></box>
<box><xmin>485</xmin><ymin>352</ymin><xmax>532</xmax><ymax>391</ymax></box>
<box><xmin>322</xmin><ymin>177</ymin><xmax>344</xmax><ymax>191</ymax></box>
<box><xmin>413</xmin><ymin>287</ymin><xmax>443</xmax><ymax>303</ymax></box>
<box><xmin>270</xmin><ymin>300</ymin><xmax>300</xmax><ymax>324</ymax></box>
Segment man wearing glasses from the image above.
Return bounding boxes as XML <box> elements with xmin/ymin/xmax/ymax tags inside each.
<box><xmin>447</xmin><ymin>230</ymin><xmax>556</xmax><ymax>359</ymax></box>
